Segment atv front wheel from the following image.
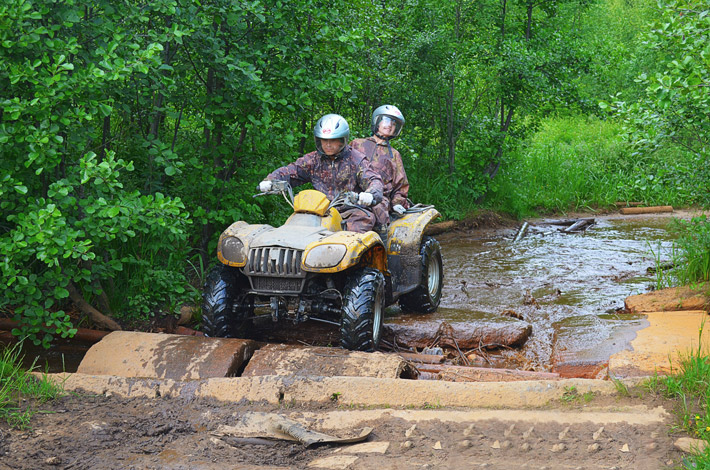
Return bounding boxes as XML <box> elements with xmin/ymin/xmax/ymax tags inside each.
<box><xmin>399</xmin><ymin>236</ymin><xmax>443</xmax><ymax>313</ymax></box>
<box><xmin>202</xmin><ymin>265</ymin><xmax>252</xmax><ymax>338</ymax></box>
<box><xmin>340</xmin><ymin>268</ymin><xmax>385</xmax><ymax>352</ymax></box>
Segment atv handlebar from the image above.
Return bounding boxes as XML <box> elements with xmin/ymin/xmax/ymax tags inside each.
<box><xmin>253</xmin><ymin>180</ymin><xmax>292</xmax><ymax>198</ymax></box>
<box><xmin>254</xmin><ymin>183</ymin><xmax>419</xmax><ymax>214</ymax></box>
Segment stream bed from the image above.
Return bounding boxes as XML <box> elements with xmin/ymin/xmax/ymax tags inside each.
<box><xmin>389</xmin><ymin>212</ymin><xmax>684</xmax><ymax>372</ymax></box>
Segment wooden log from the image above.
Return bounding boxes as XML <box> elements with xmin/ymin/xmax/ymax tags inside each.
<box><xmin>620</xmin><ymin>206</ymin><xmax>673</xmax><ymax>215</ymax></box>
<box><xmin>383</xmin><ymin>320</ymin><xmax>533</xmax><ymax>350</ymax></box>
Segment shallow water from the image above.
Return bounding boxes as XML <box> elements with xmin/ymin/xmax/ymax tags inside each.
<box><xmin>391</xmin><ymin>214</ymin><xmax>681</xmax><ymax>370</ymax></box>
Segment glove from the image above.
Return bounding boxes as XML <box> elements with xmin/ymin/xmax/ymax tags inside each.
<box><xmin>392</xmin><ymin>204</ymin><xmax>406</xmax><ymax>214</ymax></box>
<box><xmin>259</xmin><ymin>180</ymin><xmax>272</xmax><ymax>193</ymax></box>
<box><xmin>357</xmin><ymin>192</ymin><xmax>374</xmax><ymax>206</ymax></box>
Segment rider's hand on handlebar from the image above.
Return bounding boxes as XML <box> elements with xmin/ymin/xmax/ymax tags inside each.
<box><xmin>392</xmin><ymin>204</ymin><xmax>406</xmax><ymax>214</ymax></box>
<box><xmin>259</xmin><ymin>180</ymin><xmax>273</xmax><ymax>193</ymax></box>
<box><xmin>357</xmin><ymin>192</ymin><xmax>374</xmax><ymax>206</ymax></box>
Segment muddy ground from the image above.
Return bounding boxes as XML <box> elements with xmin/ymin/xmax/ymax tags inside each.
<box><xmin>0</xmin><ymin>388</ymin><xmax>689</xmax><ymax>470</ymax></box>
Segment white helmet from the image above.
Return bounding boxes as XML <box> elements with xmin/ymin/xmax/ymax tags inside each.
<box><xmin>371</xmin><ymin>105</ymin><xmax>405</xmax><ymax>139</ymax></box>
<box><xmin>314</xmin><ymin>114</ymin><xmax>350</xmax><ymax>155</ymax></box>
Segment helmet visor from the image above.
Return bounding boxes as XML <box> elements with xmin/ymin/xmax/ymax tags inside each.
<box><xmin>315</xmin><ymin>137</ymin><xmax>346</xmax><ymax>156</ymax></box>
<box><xmin>375</xmin><ymin>115</ymin><xmax>403</xmax><ymax>138</ymax></box>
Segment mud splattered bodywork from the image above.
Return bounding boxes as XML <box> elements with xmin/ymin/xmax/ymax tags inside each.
<box><xmin>386</xmin><ymin>209</ymin><xmax>441</xmax><ymax>296</ymax></box>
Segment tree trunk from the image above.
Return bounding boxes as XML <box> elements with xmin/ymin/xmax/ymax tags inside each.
<box><xmin>526</xmin><ymin>1</ymin><xmax>533</xmax><ymax>41</ymax></box>
<box><xmin>299</xmin><ymin>117</ymin><xmax>307</xmax><ymax>155</ymax></box>
<box><xmin>203</xmin><ymin>67</ymin><xmax>216</xmax><ymax>152</ymax></box>
<box><xmin>100</xmin><ymin>115</ymin><xmax>110</xmax><ymax>161</ymax></box>
<box><xmin>447</xmin><ymin>2</ymin><xmax>462</xmax><ymax>174</ymax></box>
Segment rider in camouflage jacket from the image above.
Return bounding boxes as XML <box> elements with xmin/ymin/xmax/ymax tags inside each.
<box><xmin>263</xmin><ymin>115</ymin><xmax>383</xmax><ymax>233</ymax></box>
<box><xmin>350</xmin><ymin>105</ymin><xmax>410</xmax><ymax>227</ymax></box>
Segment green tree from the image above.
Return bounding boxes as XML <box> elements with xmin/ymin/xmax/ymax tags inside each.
<box><xmin>608</xmin><ymin>0</ymin><xmax>709</xmax><ymax>160</ymax></box>
<box><xmin>0</xmin><ymin>0</ymin><xmax>190</xmax><ymax>345</ymax></box>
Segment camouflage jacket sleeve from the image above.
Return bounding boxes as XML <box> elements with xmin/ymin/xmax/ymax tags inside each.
<box><xmin>355</xmin><ymin>152</ymin><xmax>384</xmax><ymax>204</ymax></box>
<box><xmin>265</xmin><ymin>153</ymin><xmax>315</xmax><ymax>188</ymax></box>
<box><xmin>389</xmin><ymin>147</ymin><xmax>410</xmax><ymax>208</ymax></box>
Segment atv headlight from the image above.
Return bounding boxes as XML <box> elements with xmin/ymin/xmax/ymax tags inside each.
<box><xmin>304</xmin><ymin>244</ymin><xmax>346</xmax><ymax>268</ymax></box>
<box><xmin>221</xmin><ymin>236</ymin><xmax>246</xmax><ymax>264</ymax></box>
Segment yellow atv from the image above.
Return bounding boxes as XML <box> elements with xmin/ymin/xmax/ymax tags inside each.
<box><xmin>201</xmin><ymin>181</ymin><xmax>443</xmax><ymax>351</ymax></box>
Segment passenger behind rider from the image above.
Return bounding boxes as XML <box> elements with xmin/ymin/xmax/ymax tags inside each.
<box><xmin>258</xmin><ymin>114</ymin><xmax>384</xmax><ymax>233</ymax></box>
<box><xmin>350</xmin><ymin>105</ymin><xmax>410</xmax><ymax>229</ymax></box>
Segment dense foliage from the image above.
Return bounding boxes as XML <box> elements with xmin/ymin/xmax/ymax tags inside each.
<box><xmin>1</xmin><ymin>0</ymin><xmax>707</xmax><ymax>344</ymax></box>
<box><xmin>605</xmin><ymin>0</ymin><xmax>710</xmax><ymax>204</ymax></box>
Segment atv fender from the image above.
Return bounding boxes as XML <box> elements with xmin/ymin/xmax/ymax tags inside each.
<box><xmin>302</xmin><ymin>231</ymin><xmax>386</xmax><ymax>273</ymax></box>
<box><xmin>386</xmin><ymin>208</ymin><xmax>441</xmax><ymax>294</ymax></box>
<box><xmin>217</xmin><ymin>221</ymin><xmax>272</xmax><ymax>267</ymax></box>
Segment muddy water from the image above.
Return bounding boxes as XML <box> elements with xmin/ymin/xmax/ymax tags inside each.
<box><xmin>390</xmin><ymin>214</ymin><xmax>681</xmax><ymax>371</ymax></box>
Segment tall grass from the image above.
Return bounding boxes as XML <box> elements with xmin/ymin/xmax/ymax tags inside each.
<box><xmin>0</xmin><ymin>343</ymin><xmax>63</xmax><ymax>429</ymax></box>
<box><xmin>487</xmin><ymin>115</ymin><xmax>699</xmax><ymax>218</ymax></box>
<box><xmin>653</xmin><ymin>216</ymin><xmax>710</xmax><ymax>289</ymax></box>
<box><xmin>670</xmin><ymin>216</ymin><xmax>710</xmax><ymax>286</ymax></box>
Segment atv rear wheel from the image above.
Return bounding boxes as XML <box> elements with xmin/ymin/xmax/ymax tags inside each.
<box><xmin>340</xmin><ymin>268</ymin><xmax>385</xmax><ymax>352</ymax></box>
<box><xmin>202</xmin><ymin>265</ymin><xmax>252</xmax><ymax>338</ymax></box>
<box><xmin>399</xmin><ymin>236</ymin><xmax>443</xmax><ymax>313</ymax></box>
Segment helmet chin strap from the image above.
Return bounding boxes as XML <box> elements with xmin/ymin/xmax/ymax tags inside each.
<box><xmin>375</xmin><ymin>132</ymin><xmax>392</xmax><ymax>141</ymax></box>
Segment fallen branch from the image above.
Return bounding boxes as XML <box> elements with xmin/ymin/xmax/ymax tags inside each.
<box><xmin>67</xmin><ymin>282</ymin><xmax>122</xmax><ymax>331</ymax></box>
<box><xmin>512</xmin><ymin>222</ymin><xmax>529</xmax><ymax>243</ymax></box>
<box><xmin>561</xmin><ymin>218</ymin><xmax>595</xmax><ymax>233</ymax></box>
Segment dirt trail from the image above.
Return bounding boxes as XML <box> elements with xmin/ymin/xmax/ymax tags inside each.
<box><xmin>0</xmin><ymin>389</ymin><xmax>685</xmax><ymax>470</ymax></box>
